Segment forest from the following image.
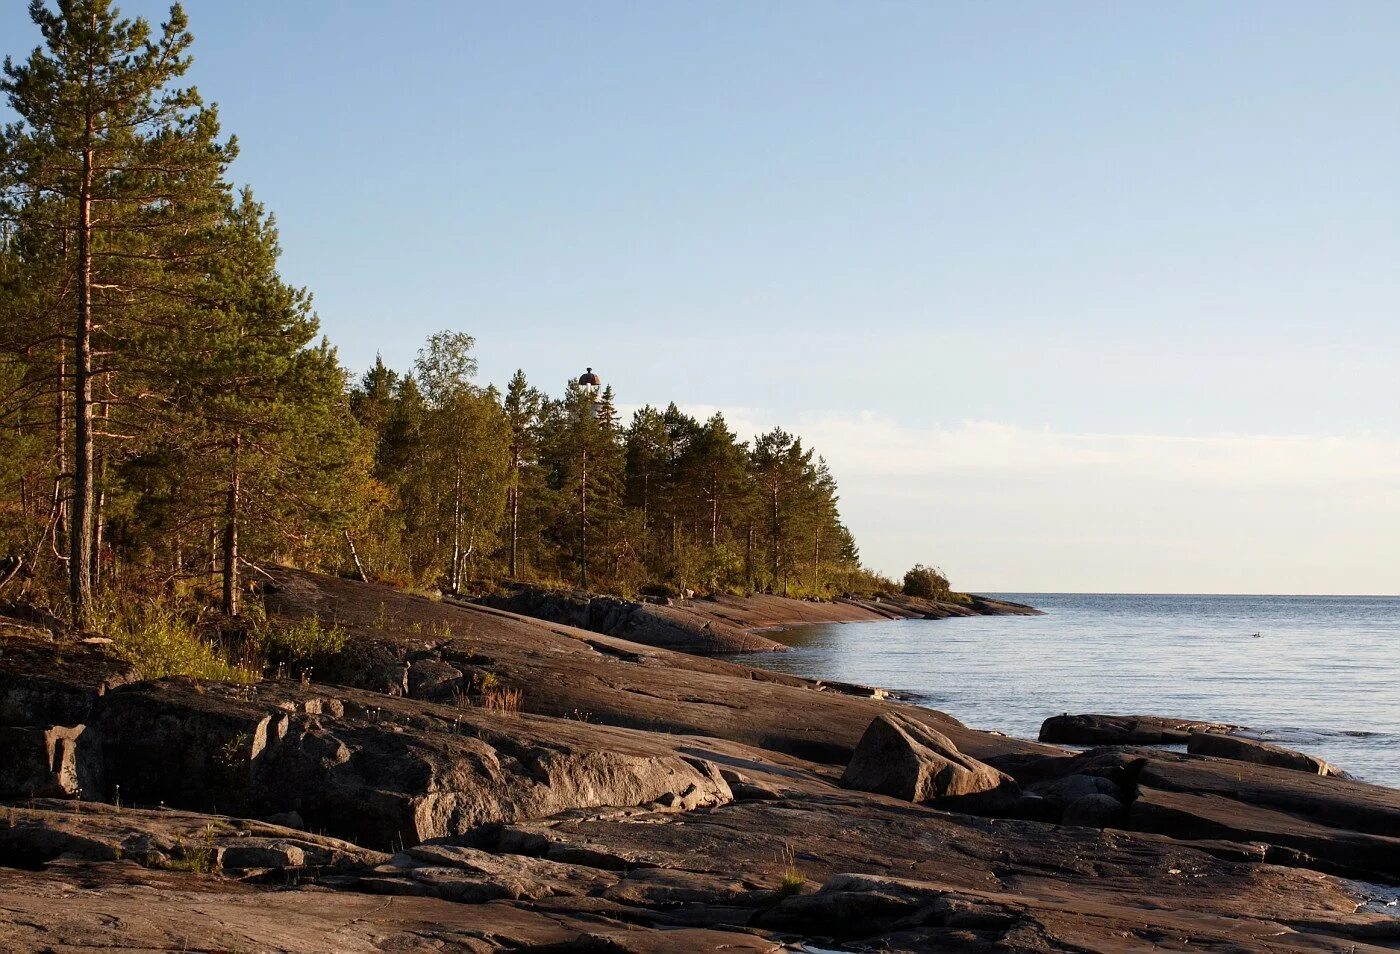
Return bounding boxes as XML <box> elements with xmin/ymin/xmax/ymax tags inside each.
<box><xmin>0</xmin><ymin>1</ymin><xmax>902</xmax><ymax>630</ymax></box>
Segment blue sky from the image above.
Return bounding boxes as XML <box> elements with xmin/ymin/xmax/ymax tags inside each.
<box><xmin>6</xmin><ymin>2</ymin><xmax>1400</xmax><ymax>592</ymax></box>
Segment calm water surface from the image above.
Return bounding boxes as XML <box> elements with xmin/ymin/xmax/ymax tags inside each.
<box><xmin>737</xmin><ymin>594</ymin><xmax>1399</xmax><ymax>787</ymax></box>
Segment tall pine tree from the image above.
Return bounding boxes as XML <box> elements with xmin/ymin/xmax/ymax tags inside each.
<box><xmin>2</xmin><ymin>0</ymin><xmax>232</xmax><ymax>618</ymax></box>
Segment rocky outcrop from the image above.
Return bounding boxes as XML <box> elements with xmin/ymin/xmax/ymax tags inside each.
<box><xmin>2</xmin><ymin>573</ymin><xmax>1398</xmax><ymax>952</ymax></box>
<box><xmin>0</xmin><ymin>799</ymin><xmax>386</xmax><ymax>873</ymax></box>
<box><xmin>0</xmin><ymin>634</ymin><xmax>136</xmax><ymax>801</ymax></box>
<box><xmin>841</xmin><ymin>713</ymin><xmax>1020</xmax><ymax>812</ymax></box>
<box><xmin>753</xmin><ymin>870</ymin><xmax>1398</xmax><ymax>951</ymax></box>
<box><xmin>473</xmin><ymin>583</ymin><xmax>1040</xmax><ymax>656</ymax></box>
<box><xmin>264</xmin><ymin>568</ymin><xmax>1058</xmax><ymax>771</ymax></box>
<box><xmin>1187</xmin><ymin>730</ymin><xmax>1342</xmax><ymax>776</ymax></box>
<box><xmin>0</xmin><ymin>724</ymin><xmax>99</xmax><ymax>799</ymax></box>
<box><xmin>1054</xmin><ymin>747</ymin><xmax>1400</xmax><ymax>880</ymax></box>
<box><xmin>1039</xmin><ymin>712</ymin><xmax>1237</xmax><ymax>745</ymax></box>
<box><xmin>0</xmin><ymin>633</ymin><xmax>137</xmax><ymax>727</ymax></box>
<box><xmin>89</xmin><ymin>677</ymin><xmax>735</xmax><ymax>848</ymax></box>
<box><xmin>0</xmin><ymin>863</ymin><xmax>784</xmax><ymax>953</ymax></box>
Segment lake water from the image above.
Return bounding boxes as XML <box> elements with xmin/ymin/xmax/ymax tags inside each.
<box><xmin>736</xmin><ymin>593</ymin><xmax>1400</xmax><ymax>788</ymax></box>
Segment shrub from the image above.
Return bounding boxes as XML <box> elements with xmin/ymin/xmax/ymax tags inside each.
<box><xmin>160</xmin><ymin>825</ymin><xmax>220</xmax><ymax>874</ymax></box>
<box><xmin>95</xmin><ymin>598</ymin><xmax>259</xmax><ymax>684</ymax></box>
<box><xmin>255</xmin><ymin>614</ymin><xmax>347</xmax><ymax>678</ymax></box>
<box><xmin>902</xmin><ymin>564</ymin><xmax>952</xmax><ymax>601</ymax></box>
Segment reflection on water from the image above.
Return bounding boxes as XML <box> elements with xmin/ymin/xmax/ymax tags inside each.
<box><xmin>730</xmin><ymin>593</ymin><xmax>1400</xmax><ymax>787</ymax></box>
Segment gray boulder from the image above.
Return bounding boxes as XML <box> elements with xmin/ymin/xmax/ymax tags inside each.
<box><xmin>405</xmin><ymin>659</ymin><xmax>463</xmax><ymax>701</ymax></box>
<box><xmin>841</xmin><ymin>713</ymin><xmax>1019</xmax><ymax>812</ymax></box>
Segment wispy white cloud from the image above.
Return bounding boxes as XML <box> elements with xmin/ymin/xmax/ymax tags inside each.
<box><xmin>637</xmin><ymin>403</ymin><xmax>1400</xmax><ymax>593</ymax></box>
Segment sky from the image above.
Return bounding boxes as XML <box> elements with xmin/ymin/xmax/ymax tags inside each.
<box><xmin>5</xmin><ymin>1</ymin><xmax>1399</xmax><ymax>593</ymax></box>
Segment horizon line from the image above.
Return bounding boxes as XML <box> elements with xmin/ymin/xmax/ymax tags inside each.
<box><xmin>976</xmin><ymin>590</ymin><xmax>1400</xmax><ymax>599</ymax></box>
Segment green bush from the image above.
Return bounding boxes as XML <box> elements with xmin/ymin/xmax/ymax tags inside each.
<box><xmin>902</xmin><ymin>564</ymin><xmax>952</xmax><ymax>601</ymax></box>
<box><xmin>255</xmin><ymin>614</ymin><xmax>347</xmax><ymax>677</ymax></box>
<box><xmin>94</xmin><ymin>598</ymin><xmax>259</xmax><ymax>684</ymax></box>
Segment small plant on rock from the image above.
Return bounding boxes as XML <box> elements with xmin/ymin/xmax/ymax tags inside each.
<box><xmin>163</xmin><ymin>825</ymin><xmax>220</xmax><ymax>875</ymax></box>
<box><xmin>775</xmin><ymin>843</ymin><xmax>805</xmax><ymax>898</ymax></box>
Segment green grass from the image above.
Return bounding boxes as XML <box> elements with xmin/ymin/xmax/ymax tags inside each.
<box><xmin>256</xmin><ymin>614</ymin><xmax>346</xmax><ymax>671</ymax></box>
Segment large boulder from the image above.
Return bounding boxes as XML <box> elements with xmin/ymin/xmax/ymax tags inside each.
<box><xmin>841</xmin><ymin>714</ymin><xmax>1019</xmax><ymax>812</ymax></box>
<box><xmin>1026</xmin><ymin>772</ymin><xmax>1121</xmax><ymax>810</ymax></box>
<box><xmin>1061</xmin><ymin>793</ymin><xmax>1125</xmax><ymax>828</ymax></box>
<box><xmin>1186</xmin><ymin>732</ymin><xmax>1341</xmax><ymax>777</ymax></box>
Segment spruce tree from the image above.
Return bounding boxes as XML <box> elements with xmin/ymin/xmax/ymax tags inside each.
<box><xmin>749</xmin><ymin>428</ymin><xmax>814</xmax><ymax>595</ymax></box>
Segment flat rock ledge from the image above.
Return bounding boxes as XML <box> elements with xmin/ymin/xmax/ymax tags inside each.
<box><xmin>1040</xmin><ymin>712</ymin><xmax>1240</xmax><ymax>745</ymax></box>
<box><xmin>472</xmin><ymin>583</ymin><xmax>1040</xmax><ymax>656</ymax></box>
<box><xmin>1188</xmin><ymin>730</ymin><xmax>1344</xmax><ymax>777</ymax></box>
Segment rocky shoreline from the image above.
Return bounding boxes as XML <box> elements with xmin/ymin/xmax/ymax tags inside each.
<box><xmin>471</xmin><ymin>583</ymin><xmax>1041</xmax><ymax>655</ymax></box>
<box><xmin>0</xmin><ymin>569</ymin><xmax>1396</xmax><ymax>951</ymax></box>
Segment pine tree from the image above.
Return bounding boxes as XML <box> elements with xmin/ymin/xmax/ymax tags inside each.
<box><xmin>624</xmin><ymin>405</ymin><xmax>669</xmax><ymax>558</ymax></box>
<box><xmin>142</xmin><ymin>190</ymin><xmax>360</xmax><ymax>615</ymax></box>
<box><xmin>749</xmin><ymin>428</ymin><xmax>814</xmax><ymax>595</ymax></box>
<box><xmin>537</xmin><ymin>380</ymin><xmax>624</xmax><ymax>589</ymax></box>
<box><xmin>2</xmin><ymin>0</ymin><xmax>233</xmax><ymax>619</ymax></box>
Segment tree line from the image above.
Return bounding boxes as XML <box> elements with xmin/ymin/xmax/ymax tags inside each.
<box><xmin>0</xmin><ymin>1</ymin><xmax>893</xmax><ymax>624</ymax></box>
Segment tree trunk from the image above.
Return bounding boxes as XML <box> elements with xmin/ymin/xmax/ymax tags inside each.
<box><xmin>450</xmin><ymin>462</ymin><xmax>463</xmax><ymax>592</ymax></box>
<box><xmin>344</xmin><ymin>529</ymin><xmax>367</xmax><ymax>582</ymax></box>
<box><xmin>579</xmin><ymin>448</ymin><xmax>589</xmax><ymax>590</ymax></box>
<box><xmin>54</xmin><ymin>347</ymin><xmax>67</xmax><ymax>556</ymax></box>
<box><xmin>508</xmin><ymin>450</ymin><xmax>520</xmax><ymax>578</ymax></box>
<box><xmin>745</xmin><ymin>524</ymin><xmax>753</xmax><ymax>588</ymax></box>
<box><xmin>221</xmin><ymin>448</ymin><xmax>240</xmax><ymax>617</ymax></box>
<box><xmin>90</xmin><ymin>401</ymin><xmax>108</xmax><ymax>590</ymax></box>
<box><xmin>770</xmin><ymin>486</ymin><xmax>780</xmax><ymax>590</ymax></box>
<box><xmin>710</xmin><ymin>475</ymin><xmax>719</xmax><ymax>547</ymax></box>
<box><xmin>70</xmin><ymin>135</ymin><xmax>95</xmax><ymax>622</ymax></box>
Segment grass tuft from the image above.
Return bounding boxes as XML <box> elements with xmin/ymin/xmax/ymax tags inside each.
<box><xmin>482</xmin><ymin>687</ymin><xmax>522</xmax><ymax>713</ymax></box>
<box><xmin>775</xmin><ymin>843</ymin><xmax>805</xmax><ymax>898</ymax></box>
<box><xmin>158</xmin><ymin>825</ymin><xmax>220</xmax><ymax>874</ymax></box>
